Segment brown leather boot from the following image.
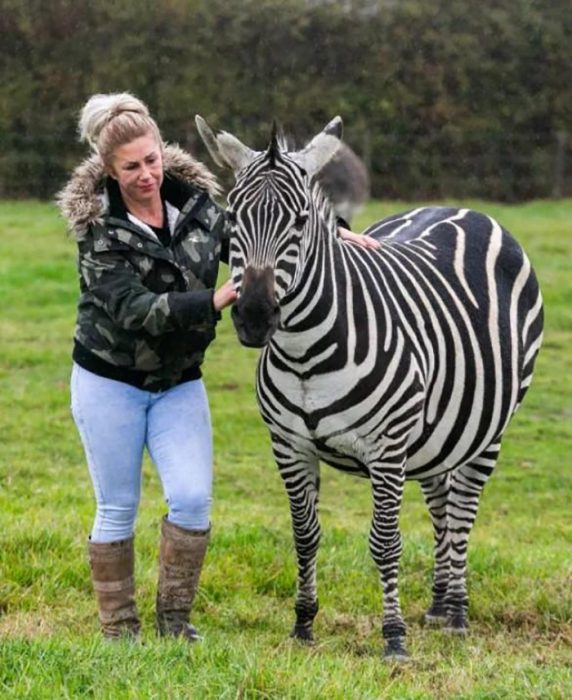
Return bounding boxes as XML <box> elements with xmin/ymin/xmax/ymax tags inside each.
<box><xmin>87</xmin><ymin>537</ymin><xmax>141</xmax><ymax>639</ymax></box>
<box><xmin>156</xmin><ymin>516</ymin><xmax>209</xmax><ymax>641</ymax></box>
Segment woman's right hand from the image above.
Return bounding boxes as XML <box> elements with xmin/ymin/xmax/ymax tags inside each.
<box><xmin>213</xmin><ymin>279</ymin><xmax>238</xmax><ymax>311</ymax></box>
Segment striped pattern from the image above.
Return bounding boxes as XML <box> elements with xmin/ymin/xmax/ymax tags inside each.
<box><xmin>228</xmin><ymin>149</ymin><xmax>544</xmax><ymax>655</ymax></box>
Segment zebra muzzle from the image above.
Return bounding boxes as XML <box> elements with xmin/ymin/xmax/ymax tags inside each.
<box><xmin>231</xmin><ymin>266</ymin><xmax>280</xmax><ymax>348</ymax></box>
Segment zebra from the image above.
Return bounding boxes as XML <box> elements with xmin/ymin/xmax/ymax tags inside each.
<box><xmin>196</xmin><ymin>115</ymin><xmax>544</xmax><ymax>660</ymax></box>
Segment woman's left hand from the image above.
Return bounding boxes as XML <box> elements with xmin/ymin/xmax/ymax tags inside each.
<box><xmin>213</xmin><ymin>279</ymin><xmax>238</xmax><ymax>311</ymax></box>
<box><xmin>337</xmin><ymin>227</ymin><xmax>381</xmax><ymax>249</ymax></box>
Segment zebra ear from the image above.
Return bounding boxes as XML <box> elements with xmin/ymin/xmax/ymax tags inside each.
<box><xmin>291</xmin><ymin>116</ymin><xmax>343</xmax><ymax>177</ymax></box>
<box><xmin>195</xmin><ymin>115</ymin><xmax>257</xmax><ymax>173</ymax></box>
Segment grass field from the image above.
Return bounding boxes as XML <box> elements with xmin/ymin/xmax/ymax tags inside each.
<box><xmin>0</xmin><ymin>199</ymin><xmax>571</xmax><ymax>698</ymax></box>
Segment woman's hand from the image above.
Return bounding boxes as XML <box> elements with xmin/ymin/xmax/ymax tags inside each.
<box><xmin>213</xmin><ymin>279</ymin><xmax>238</xmax><ymax>311</ymax></box>
<box><xmin>337</xmin><ymin>226</ymin><xmax>381</xmax><ymax>250</ymax></box>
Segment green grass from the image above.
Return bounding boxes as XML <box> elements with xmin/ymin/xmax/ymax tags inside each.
<box><xmin>1</xmin><ymin>199</ymin><xmax>571</xmax><ymax>698</ymax></box>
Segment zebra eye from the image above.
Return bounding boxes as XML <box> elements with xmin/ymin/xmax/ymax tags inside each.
<box><xmin>227</xmin><ymin>210</ymin><xmax>237</xmax><ymax>225</ymax></box>
<box><xmin>294</xmin><ymin>213</ymin><xmax>308</xmax><ymax>229</ymax></box>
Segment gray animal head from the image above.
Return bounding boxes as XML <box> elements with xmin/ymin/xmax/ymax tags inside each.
<box><xmin>318</xmin><ymin>142</ymin><xmax>370</xmax><ymax>223</ymax></box>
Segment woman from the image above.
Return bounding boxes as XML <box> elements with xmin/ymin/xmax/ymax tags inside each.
<box><xmin>57</xmin><ymin>93</ymin><xmax>376</xmax><ymax>642</ymax></box>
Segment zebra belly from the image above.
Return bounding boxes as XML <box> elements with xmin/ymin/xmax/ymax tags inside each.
<box><xmin>403</xmin><ymin>413</ymin><xmax>481</xmax><ymax>479</ymax></box>
<box><xmin>313</xmin><ymin>409</ymin><xmax>474</xmax><ymax>481</ymax></box>
<box><xmin>271</xmin><ymin>398</ymin><xmax>504</xmax><ymax>483</ymax></box>
<box><xmin>316</xmin><ymin>446</ymin><xmax>371</xmax><ymax>478</ymax></box>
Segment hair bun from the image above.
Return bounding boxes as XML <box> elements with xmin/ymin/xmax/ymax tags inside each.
<box><xmin>79</xmin><ymin>93</ymin><xmax>150</xmax><ymax>149</ymax></box>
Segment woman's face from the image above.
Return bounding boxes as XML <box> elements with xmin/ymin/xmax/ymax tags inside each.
<box><xmin>109</xmin><ymin>133</ymin><xmax>163</xmax><ymax>206</ymax></box>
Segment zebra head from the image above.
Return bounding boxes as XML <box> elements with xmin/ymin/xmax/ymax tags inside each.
<box><xmin>196</xmin><ymin>115</ymin><xmax>342</xmax><ymax>347</ymax></box>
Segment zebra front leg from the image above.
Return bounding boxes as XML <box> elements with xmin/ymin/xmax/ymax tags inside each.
<box><xmin>274</xmin><ymin>440</ymin><xmax>321</xmax><ymax>643</ymax></box>
<box><xmin>288</xmin><ymin>463</ymin><xmax>321</xmax><ymax>642</ymax></box>
<box><xmin>420</xmin><ymin>472</ymin><xmax>452</xmax><ymax>625</ymax></box>
<box><xmin>444</xmin><ymin>444</ymin><xmax>498</xmax><ymax>633</ymax></box>
<box><xmin>370</xmin><ymin>460</ymin><xmax>408</xmax><ymax>660</ymax></box>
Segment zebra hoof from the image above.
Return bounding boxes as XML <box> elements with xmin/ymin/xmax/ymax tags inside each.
<box><xmin>290</xmin><ymin>626</ymin><xmax>315</xmax><ymax>644</ymax></box>
<box><xmin>424</xmin><ymin>603</ymin><xmax>448</xmax><ymax>626</ymax></box>
<box><xmin>444</xmin><ymin>615</ymin><xmax>469</xmax><ymax>635</ymax></box>
<box><xmin>383</xmin><ymin>638</ymin><xmax>410</xmax><ymax>662</ymax></box>
<box><xmin>424</xmin><ymin>612</ymin><xmax>448</xmax><ymax>627</ymax></box>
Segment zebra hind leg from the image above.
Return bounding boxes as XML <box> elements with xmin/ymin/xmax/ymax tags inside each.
<box><xmin>443</xmin><ymin>443</ymin><xmax>499</xmax><ymax>634</ymax></box>
<box><xmin>275</xmin><ymin>444</ymin><xmax>321</xmax><ymax>643</ymax></box>
<box><xmin>420</xmin><ymin>472</ymin><xmax>452</xmax><ymax>626</ymax></box>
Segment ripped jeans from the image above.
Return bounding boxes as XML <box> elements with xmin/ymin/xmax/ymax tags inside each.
<box><xmin>71</xmin><ymin>364</ymin><xmax>213</xmax><ymax>543</ymax></box>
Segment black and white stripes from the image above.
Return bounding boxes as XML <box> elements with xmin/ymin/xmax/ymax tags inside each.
<box><xmin>196</xmin><ymin>116</ymin><xmax>544</xmax><ymax>659</ymax></box>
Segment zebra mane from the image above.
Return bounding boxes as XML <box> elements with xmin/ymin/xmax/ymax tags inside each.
<box><xmin>267</xmin><ymin>122</ymin><xmax>281</xmax><ymax>167</ymax></box>
<box><xmin>266</xmin><ymin>122</ymin><xmax>292</xmax><ymax>168</ymax></box>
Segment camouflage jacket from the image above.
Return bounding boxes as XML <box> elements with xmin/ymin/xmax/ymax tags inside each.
<box><xmin>57</xmin><ymin>145</ymin><xmax>230</xmax><ymax>392</ymax></box>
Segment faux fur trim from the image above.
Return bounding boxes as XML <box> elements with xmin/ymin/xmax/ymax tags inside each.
<box><xmin>56</xmin><ymin>144</ymin><xmax>221</xmax><ymax>239</ymax></box>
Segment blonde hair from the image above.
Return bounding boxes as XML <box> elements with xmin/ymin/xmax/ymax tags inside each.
<box><xmin>78</xmin><ymin>93</ymin><xmax>163</xmax><ymax>167</ymax></box>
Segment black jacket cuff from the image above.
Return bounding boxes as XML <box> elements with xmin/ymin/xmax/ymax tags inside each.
<box><xmin>170</xmin><ymin>289</ymin><xmax>218</xmax><ymax>330</ymax></box>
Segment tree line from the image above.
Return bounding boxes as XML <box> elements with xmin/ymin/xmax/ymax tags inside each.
<box><xmin>1</xmin><ymin>0</ymin><xmax>570</xmax><ymax>201</ymax></box>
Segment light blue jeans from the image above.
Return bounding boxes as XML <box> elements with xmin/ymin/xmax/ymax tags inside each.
<box><xmin>71</xmin><ymin>363</ymin><xmax>213</xmax><ymax>543</ymax></box>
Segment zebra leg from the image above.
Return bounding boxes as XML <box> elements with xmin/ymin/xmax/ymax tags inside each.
<box><xmin>370</xmin><ymin>461</ymin><xmax>408</xmax><ymax>660</ymax></box>
<box><xmin>443</xmin><ymin>442</ymin><xmax>499</xmax><ymax>633</ymax></box>
<box><xmin>420</xmin><ymin>472</ymin><xmax>452</xmax><ymax>625</ymax></box>
<box><xmin>274</xmin><ymin>440</ymin><xmax>321</xmax><ymax>643</ymax></box>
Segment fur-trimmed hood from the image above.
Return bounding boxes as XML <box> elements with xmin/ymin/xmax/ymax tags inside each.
<box><xmin>56</xmin><ymin>144</ymin><xmax>221</xmax><ymax>239</ymax></box>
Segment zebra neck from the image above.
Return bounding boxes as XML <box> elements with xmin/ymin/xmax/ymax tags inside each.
<box><xmin>275</xmin><ymin>216</ymin><xmax>352</xmax><ymax>353</ymax></box>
